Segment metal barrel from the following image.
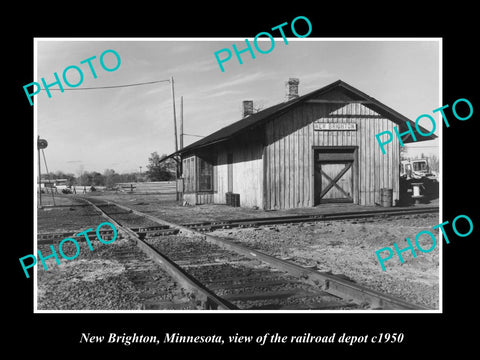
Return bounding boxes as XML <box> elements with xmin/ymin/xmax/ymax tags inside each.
<box><xmin>380</xmin><ymin>188</ymin><xmax>393</xmax><ymax>207</ymax></box>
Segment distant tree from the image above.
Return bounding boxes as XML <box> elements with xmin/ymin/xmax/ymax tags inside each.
<box><xmin>146</xmin><ymin>152</ymin><xmax>176</xmax><ymax>181</ymax></box>
<box><xmin>65</xmin><ymin>174</ymin><xmax>76</xmax><ymax>186</ymax></box>
<box><xmin>426</xmin><ymin>154</ymin><xmax>439</xmax><ymax>173</ymax></box>
<box><xmin>77</xmin><ymin>172</ymin><xmax>89</xmax><ymax>186</ymax></box>
<box><xmin>253</xmin><ymin>102</ymin><xmax>265</xmax><ymax>113</ymax></box>
<box><xmin>103</xmin><ymin>169</ymin><xmax>121</xmax><ymax>189</ymax></box>
<box><xmin>77</xmin><ymin>171</ymin><xmax>105</xmax><ymax>186</ymax></box>
<box><xmin>91</xmin><ymin>172</ymin><xmax>104</xmax><ymax>186</ymax></box>
<box><xmin>120</xmin><ymin>172</ymin><xmax>138</xmax><ymax>182</ymax></box>
<box><xmin>54</xmin><ymin>171</ymin><xmax>76</xmax><ymax>186</ymax></box>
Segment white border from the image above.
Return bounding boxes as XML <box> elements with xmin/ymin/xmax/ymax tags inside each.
<box><xmin>33</xmin><ymin>37</ymin><xmax>443</xmax><ymax>314</ymax></box>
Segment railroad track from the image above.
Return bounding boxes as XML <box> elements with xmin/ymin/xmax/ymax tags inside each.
<box><xmin>72</xmin><ymin>196</ymin><xmax>429</xmax><ymax>311</ymax></box>
<box><xmin>180</xmin><ymin>206</ymin><xmax>439</xmax><ymax>231</ymax></box>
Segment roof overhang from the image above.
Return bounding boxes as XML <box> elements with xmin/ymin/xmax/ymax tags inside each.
<box><xmin>165</xmin><ymin>80</ymin><xmax>437</xmax><ymax>159</ymax></box>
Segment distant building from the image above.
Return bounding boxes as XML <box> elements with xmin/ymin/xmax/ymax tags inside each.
<box><xmin>38</xmin><ymin>178</ymin><xmax>68</xmax><ymax>188</ymax></box>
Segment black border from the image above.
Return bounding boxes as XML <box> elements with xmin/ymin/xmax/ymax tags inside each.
<box><xmin>11</xmin><ymin>5</ymin><xmax>479</xmax><ymax>355</ymax></box>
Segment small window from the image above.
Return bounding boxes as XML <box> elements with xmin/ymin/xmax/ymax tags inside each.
<box><xmin>183</xmin><ymin>157</ymin><xmax>196</xmax><ymax>193</ymax></box>
<box><xmin>413</xmin><ymin>161</ymin><xmax>427</xmax><ymax>172</ymax></box>
<box><xmin>197</xmin><ymin>157</ymin><xmax>213</xmax><ymax>191</ymax></box>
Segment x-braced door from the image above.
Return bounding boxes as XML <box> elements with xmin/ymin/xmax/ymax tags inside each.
<box><xmin>315</xmin><ymin>160</ymin><xmax>354</xmax><ymax>204</ymax></box>
<box><xmin>314</xmin><ymin>149</ymin><xmax>354</xmax><ymax>205</ymax></box>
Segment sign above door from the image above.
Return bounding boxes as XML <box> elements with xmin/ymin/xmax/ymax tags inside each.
<box><xmin>314</xmin><ymin>122</ymin><xmax>357</xmax><ymax>131</ymax></box>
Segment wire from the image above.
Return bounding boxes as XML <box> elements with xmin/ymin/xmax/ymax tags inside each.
<box><xmin>38</xmin><ymin>79</ymin><xmax>170</xmax><ymax>91</ymax></box>
<box><xmin>183</xmin><ymin>133</ymin><xmax>205</xmax><ymax>138</ymax></box>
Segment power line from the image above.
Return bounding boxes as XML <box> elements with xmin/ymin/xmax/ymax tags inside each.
<box><xmin>38</xmin><ymin>79</ymin><xmax>170</xmax><ymax>91</ymax></box>
<box><xmin>183</xmin><ymin>133</ymin><xmax>205</xmax><ymax>138</ymax></box>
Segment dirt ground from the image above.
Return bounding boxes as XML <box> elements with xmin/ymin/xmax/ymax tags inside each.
<box><xmin>36</xmin><ymin>238</ymin><xmax>195</xmax><ymax>310</ymax></box>
<box><xmin>87</xmin><ymin>192</ymin><xmax>440</xmax><ymax>309</ymax></box>
<box><xmin>37</xmin><ymin>205</ymin><xmax>106</xmax><ymax>233</ymax></box>
<box><xmin>37</xmin><ymin>193</ymin><xmax>440</xmax><ymax>310</ymax></box>
<box><xmin>36</xmin><ymin>199</ymin><xmax>195</xmax><ymax>311</ymax></box>
<box><xmin>80</xmin><ymin>192</ymin><xmax>438</xmax><ymax>224</ymax></box>
<box><xmin>209</xmin><ymin>214</ymin><xmax>440</xmax><ymax>309</ymax></box>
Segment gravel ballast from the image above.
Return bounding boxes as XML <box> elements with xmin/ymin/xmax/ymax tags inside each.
<box><xmin>210</xmin><ymin>214</ymin><xmax>440</xmax><ymax>309</ymax></box>
<box><xmin>36</xmin><ymin>237</ymin><xmax>196</xmax><ymax>310</ymax></box>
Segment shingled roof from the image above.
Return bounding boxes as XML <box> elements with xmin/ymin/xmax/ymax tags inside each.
<box><xmin>170</xmin><ymin>79</ymin><xmax>436</xmax><ymax>157</ymax></box>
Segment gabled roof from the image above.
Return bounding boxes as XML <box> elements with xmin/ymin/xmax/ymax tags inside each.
<box><xmin>172</xmin><ymin>79</ymin><xmax>436</xmax><ymax>157</ymax></box>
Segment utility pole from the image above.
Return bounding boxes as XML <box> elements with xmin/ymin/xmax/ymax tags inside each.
<box><xmin>170</xmin><ymin>76</ymin><xmax>180</xmax><ymax>201</ymax></box>
<box><xmin>170</xmin><ymin>76</ymin><xmax>179</xmax><ymax>154</ymax></box>
<box><xmin>42</xmin><ymin>148</ymin><xmax>56</xmax><ymax>206</ymax></box>
<box><xmin>37</xmin><ymin>136</ymin><xmax>42</xmax><ymax>208</ymax></box>
<box><xmin>37</xmin><ymin>136</ymin><xmax>49</xmax><ymax>207</ymax></box>
<box><xmin>180</xmin><ymin>96</ymin><xmax>184</xmax><ymax>150</ymax></box>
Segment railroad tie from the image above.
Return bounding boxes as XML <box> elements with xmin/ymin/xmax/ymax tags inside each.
<box><xmin>37</xmin><ymin>229</ymin><xmax>123</xmax><ymax>245</ymax></box>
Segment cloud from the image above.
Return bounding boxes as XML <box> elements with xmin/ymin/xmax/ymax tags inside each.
<box><xmin>169</xmin><ymin>44</ymin><xmax>197</xmax><ymax>54</ymax></box>
<box><xmin>167</xmin><ymin>58</ymin><xmax>218</xmax><ymax>74</ymax></box>
<box><xmin>203</xmin><ymin>89</ymin><xmax>242</xmax><ymax>98</ymax></box>
<box><xmin>296</xmin><ymin>70</ymin><xmax>334</xmax><ymax>86</ymax></box>
<box><xmin>208</xmin><ymin>71</ymin><xmax>274</xmax><ymax>91</ymax></box>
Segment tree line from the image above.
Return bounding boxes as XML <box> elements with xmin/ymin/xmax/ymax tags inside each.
<box><xmin>41</xmin><ymin>152</ymin><xmax>177</xmax><ymax>189</ymax></box>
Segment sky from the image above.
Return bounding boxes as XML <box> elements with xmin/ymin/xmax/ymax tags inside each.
<box><xmin>34</xmin><ymin>38</ymin><xmax>440</xmax><ymax>175</ymax></box>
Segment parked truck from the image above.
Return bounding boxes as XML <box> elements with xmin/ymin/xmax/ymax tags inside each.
<box><xmin>400</xmin><ymin>159</ymin><xmax>438</xmax><ymax>181</ymax></box>
<box><xmin>400</xmin><ymin>158</ymin><xmax>439</xmax><ymax>203</ymax></box>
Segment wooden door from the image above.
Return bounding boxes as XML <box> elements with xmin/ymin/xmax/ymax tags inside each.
<box><xmin>315</xmin><ymin>161</ymin><xmax>353</xmax><ymax>204</ymax></box>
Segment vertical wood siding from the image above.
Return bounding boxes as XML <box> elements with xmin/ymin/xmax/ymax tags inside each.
<box><xmin>183</xmin><ymin>192</ymin><xmax>214</xmax><ymax>205</ymax></box>
<box><xmin>264</xmin><ymin>100</ymin><xmax>399</xmax><ymax>209</ymax></box>
<box><xmin>215</xmin><ymin>151</ymin><xmax>228</xmax><ymax>204</ymax></box>
<box><xmin>213</xmin><ymin>134</ymin><xmax>263</xmax><ymax>208</ymax></box>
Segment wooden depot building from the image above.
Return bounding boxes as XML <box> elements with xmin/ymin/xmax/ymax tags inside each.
<box><xmin>169</xmin><ymin>79</ymin><xmax>435</xmax><ymax>210</ymax></box>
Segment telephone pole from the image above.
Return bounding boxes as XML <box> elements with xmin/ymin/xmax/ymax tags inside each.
<box><xmin>170</xmin><ymin>76</ymin><xmax>178</xmax><ymax>154</ymax></box>
<box><xmin>38</xmin><ymin>136</ymin><xmax>42</xmax><ymax>208</ymax></box>
<box><xmin>180</xmin><ymin>96</ymin><xmax>184</xmax><ymax>150</ymax></box>
<box><xmin>170</xmin><ymin>77</ymin><xmax>181</xmax><ymax>202</ymax></box>
<box><xmin>37</xmin><ymin>136</ymin><xmax>49</xmax><ymax>208</ymax></box>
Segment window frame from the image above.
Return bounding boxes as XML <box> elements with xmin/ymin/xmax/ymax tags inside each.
<box><xmin>196</xmin><ymin>156</ymin><xmax>214</xmax><ymax>192</ymax></box>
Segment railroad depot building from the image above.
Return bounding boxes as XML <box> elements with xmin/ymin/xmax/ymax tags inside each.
<box><xmin>172</xmin><ymin>79</ymin><xmax>435</xmax><ymax>210</ymax></box>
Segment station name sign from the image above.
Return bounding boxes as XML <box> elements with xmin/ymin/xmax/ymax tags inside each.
<box><xmin>314</xmin><ymin>122</ymin><xmax>357</xmax><ymax>131</ymax></box>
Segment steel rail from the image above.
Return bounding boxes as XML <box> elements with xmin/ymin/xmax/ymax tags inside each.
<box><xmin>77</xmin><ymin>197</ymin><xmax>238</xmax><ymax>310</ymax></box>
<box><xmin>86</xmin><ymin>197</ymin><xmax>429</xmax><ymax>310</ymax></box>
<box><xmin>201</xmin><ymin>235</ymin><xmax>428</xmax><ymax>310</ymax></box>
<box><xmin>181</xmin><ymin>206</ymin><xmax>439</xmax><ymax>230</ymax></box>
